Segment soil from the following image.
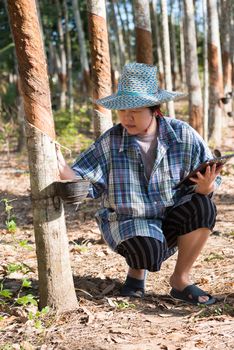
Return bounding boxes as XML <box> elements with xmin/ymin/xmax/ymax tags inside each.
<box><xmin>0</xmin><ymin>121</ymin><xmax>234</xmax><ymax>350</ymax></box>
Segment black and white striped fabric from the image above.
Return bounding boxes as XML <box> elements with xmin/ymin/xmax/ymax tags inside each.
<box><xmin>116</xmin><ymin>194</ymin><xmax>217</xmax><ymax>272</ymax></box>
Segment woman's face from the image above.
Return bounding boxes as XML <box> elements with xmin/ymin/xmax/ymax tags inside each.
<box><xmin>118</xmin><ymin>107</ymin><xmax>155</xmax><ymax>136</ymax></box>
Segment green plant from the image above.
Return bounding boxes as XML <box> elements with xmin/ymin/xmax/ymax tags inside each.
<box><xmin>0</xmin><ymin>283</ymin><xmax>13</xmax><ymax>299</ymax></box>
<box><xmin>0</xmin><ymin>344</ymin><xmax>14</xmax><ymax>350</ymax></box>
<box><xmin>6</xmin><ymin>262</ymin><xmax>29</xmax><ymax>275</ymax></box>
<box><xmin>204</xmin><ymin>252</ymin><xmax>224</xmax><ymax>262</ymax></box>
<box><xmin>71</xmin><ymin>240</ymin><xmax>89</xmax><ymax>253</ymax></box>
<box><xmin>18</xmin><ymin>239</ymin><xmax>33</xmax><ymax>250</ymax></box>
<box><xmin>113</xmin><ymin>300</ymin><xmax>136</xmax><ymax>309</ymax></box>
<box><xmin>28</xmin><ymin>306</ymin><xmax>50</xmax><ymax>329</ymax></box>
<box><xmin>22</xmin><ymin>278</ymin><xmax>32</xmax><ymax>288</ymax></box>
<box><xmin>15</xmin><ymin>294</ymin><xmax>37</xmax><ymax>306</ymax></box>
<box><xmin>1</xmin><ymin>198</ymin><xmax>17</xmax><ymax>233</ymax></box>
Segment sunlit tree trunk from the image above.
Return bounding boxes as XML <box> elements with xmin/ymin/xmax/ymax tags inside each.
<box><xmin>179</xmin><ymin>0</ymin><xmax>186</xmax><ymax>91</ymax></box>
<box><xmin>161</xmin><ymin>0</ymin><xmax>175</xmax><ymax>117</ymax></box>
<box><xmin>116</xmin><ymin>1</ymin><xmax>129</xmax><ymax>60</ymax></box>
<box><xmin>7</xmin><ymin>0</ymin><xmax>78</xmax><ymax>312</ymax></box>
<box><xmin>220</xmin><ymin>0</ymin><xmax>232</xmax><ymax>116</ymax></box>
<box><xmin>150</xmin><ymin>0</ymin><xmax>164</xmax><ymax>86</ymax></box>
<box><xmin>203</xmin><ymin>0</ymin><xmax>209</xmax><ymax>142</ymax></box>
<box><xmin>134</xmin><ymin>0</ymin><xmax>153</xmax><ymax>64</ymax></box>
<box><xmin>207</xmin><ymin>0</ymin><xmax>223</xmax><ymax>146</ymax></box>
<box><xmin>63</xmin><ymin>0</ymin><xmax>73</xmax><ymax>113</ymax></box>
<box><xmin>72</xmin><ymin>0</ymin><xmax>91</xmax><ymax>95</ymax></box>
<box><xmin>109</xmin><ymin>0</ymin><xmax>125</xmax><ymax>67</ymax></box>
<box><xmin>170</xmin><ymin>1</ymin><xmax>180</xmax><ymax>90</ymax></box>
<box><xmin>56</xmin><ymin>0</ymin><xmax>67</xmax><ymax>110</ymax></box>
<box><xmin>183</xmin><ymin>0</ymin><xmax>203</xmax><ymax>135</ymax></box>
<box><xmin>231</xmin><ymin>1</ymin><xmax>234</xmax><ymax>114</ymax></box>
<box><xmin>123</xmin><ymin>0</ymin><xmax>133</xmax><ymax>61</ymax></box>
<box><xmin>87</xmin><ymin>0</ymin><xmax>113</xmax><ymax>138</ymax></box>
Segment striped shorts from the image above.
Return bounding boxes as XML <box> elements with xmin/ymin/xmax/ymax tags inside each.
<box><xmin>116</xmin><ymin>194</ymin><xmax>217</xmax><ymax>272</ymax></box>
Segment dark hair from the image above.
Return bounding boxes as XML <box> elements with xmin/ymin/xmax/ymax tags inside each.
<box><xmin>149</xmin><ymin>105</ymin><xmax>161</xmax><ymax>114</ymax></box>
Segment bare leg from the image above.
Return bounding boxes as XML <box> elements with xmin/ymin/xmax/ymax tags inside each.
<box><xmin>128</xmin><ymin>267</ymin><xmax>145</xmax><ymax>280</ymax></box>
<box><xmin>170</xmin><ymin>227</ymin><xmax>210</xmax><ymax>302</ymax></box>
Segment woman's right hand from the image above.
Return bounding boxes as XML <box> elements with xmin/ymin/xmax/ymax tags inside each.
<box><xmin>55</xmin><ymin>144</ymin><xmax>77</xmax><ymax>180</ymax></box>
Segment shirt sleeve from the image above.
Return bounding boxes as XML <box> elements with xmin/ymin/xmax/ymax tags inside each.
<box><xmin>71</xmin><ymin>140</ymin><xmax>109</xmax><ymax>199</ymax></box>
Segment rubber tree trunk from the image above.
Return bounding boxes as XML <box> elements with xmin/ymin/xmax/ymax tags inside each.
<box><xmin>207</xmin><ymin>0</ymin><xmax>223</xmax><ymax>146</ymax></box>
<box><xmin>6</xmin><ymin>0</ymin><xmax>78</xmax><ymax>312</ymax></box>
<box><xmin>63</xmin><ymin>0</ymin><xmax>74</xmax><ymax>114</ymax></box>
<box><xmin>150</xmin><ymin>0</ymin><xmax>164</xmax><ymax>86</ymax></box>
<box><xmin>179</xmin><ymin>0</ymin><xmax>186</xmax><ymax>91</ymax></box>
<box><xmin>203</xmin><ymin>0</ymin><xmax>209</xmax><ymax>142</ymax></box>
<box><xmin>161</xmin><ymin>0</ymin><xmax>175</xmax><ymax>117</ymax></box>
<box><xmin>56</xmin><ymin>0</ymin><xmax>67</xmax><ymax>111</ymax></box>
<box><xmin>72</xmin><ymin>0</ymin><xmax>91</xmax><ymax>95</ymax></box>
<box><xmin>183</xmin><ymin>0</ymin><xmax>203</xmax><ymax>135</ymax></box>
<box><xmin>134</xmin><ymin>0</ymin><xmax>153</xmax><ymax>64</ymax></box>
<box><xmin>87</xmin><ymin>0</ymin><xmax>113</xmax><ymax>138</ymax></box>
<box><xmin>220</xmin><ymin>0</ymin><xmax>232</xmax><ymax>116</ymax></box>
<box><xmin>170</xmin><ymin>1</ymin><xmax>180</xmax><ymax>90</ymax></box>
<box><xmin>109</xmin><ymin>0</ymin><xmax>125</xmax><ymax>68</ymax></box>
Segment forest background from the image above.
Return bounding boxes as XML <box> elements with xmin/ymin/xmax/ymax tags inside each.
<box><xmin>0</xmin><ymin>1</ymin><xmax>234</xmax><ymax>349</ymax></box>
<box><xmin>0</xmin><ymin>0</ymin><xmax>233</xmax><ymax>156</ymax></box>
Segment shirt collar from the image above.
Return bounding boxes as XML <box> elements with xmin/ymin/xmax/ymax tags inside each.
<box><xmin>119</xmin><ymin>117</ymin><xmax>182</xmax><ymax>153</ymax></box>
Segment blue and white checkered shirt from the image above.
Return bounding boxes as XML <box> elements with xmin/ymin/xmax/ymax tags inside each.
<box><xmin>72</xmin><ymin>117</ymin><xmax>221</xmax><ymax>251</ymax></box>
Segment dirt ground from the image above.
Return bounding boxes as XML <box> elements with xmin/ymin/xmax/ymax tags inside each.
<box><xmin>0</xmin><ymin>122</ymin><xmax>234</xmax><ymax>350</ymax></box>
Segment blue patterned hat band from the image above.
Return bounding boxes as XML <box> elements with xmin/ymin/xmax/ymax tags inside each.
<box><xmin>95</xmin><ymin>62</ymin><xmax>186</xmax><ymax>110</ymax></box>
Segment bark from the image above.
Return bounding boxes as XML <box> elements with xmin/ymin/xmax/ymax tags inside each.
<box><xmin>109</xmin><ymin>0</ymin><xmax>125</xmax><ymax>67</ymax></box>
<box><xmin>170</xmin><ymin>1</ymin><xmax>180</xmax><ymax>89</ymax></box>
<box><xmin>123</xmin><ymin>0</ymin><xmax>133</xmax><ymax>60</ymax></box>
<box><xmin>220</xmin><ymin>0</ymin><xmax>232</xmax><ymax>115</ymax></box>
<box><xmin>203</xmin><ymin>0</ymin><xmax>209</xmax><ymax>142</ymax></box>
<box><xmin>56</xmin><ymin>0</ymin><xmax>67</xmax><ymax>110</ymax></box>
<box><xmin>87</xmin><ymin>0</ymin><xmax>113</xmax><ymax>138</ymax></box>
<box><xmin>116</xmin><ymin>1</ymin><xmax>129</xmax><ymax>60</ymax></box>
<box><xmin>72</xmin><ymin>0</ymin><xmax>91</xmax><ymax>95</ymax></box>
<box><xmin>63</xmin><ymin>0</ymin><xmax>74</xmax><ymax>113</ymax></box>
<box><xmin>207</xmin><ymin>0</ymin><xmax>224</xmax><ymax>146</ymax></box>
<box><xmin>134</xmin><ymin>0</ymin><xmax>153</xmax><ymax>64</ymax></box>
<box><xmin>150</xmin><ymin>0</ymin><xmax>164</xmax><ymax>86</ymax></box>
<box><xmin>7</xmin><ymin>0</ymin><xmax>78</xmax><ymax>312</ymax></box>
<box><xmin>183</xmin><ymin>0</ymin><xmax>203</xmax><ymax>135</ymax></box>
<box><xmin>179</xmin><ymin>0</ymin><xmax>186</xmax><ymax>91</ymax></box>
<box><xmin>161</xmin><ymin>0</ymin><xmax>175</xmax><ymax>117</ymax></box>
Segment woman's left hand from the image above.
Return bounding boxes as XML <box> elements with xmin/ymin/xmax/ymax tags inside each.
<box><xmin>190</xmin><ymin>164</ymin><xmax>222</xmax><ymax>195</ymax></box>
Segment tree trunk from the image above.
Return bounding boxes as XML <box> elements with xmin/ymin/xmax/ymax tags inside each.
<box><xmin>207</xmin><ymin>0</ymin><xmax>223</xmax><ymax>146</ymax></box>
<box><xmin>116</xmin><ymin>1</ymin><xmax>129</xmax><ymax>60</ymax></box>
<box><xmin>56</xmin><ymin>0</ymin><xmax>67</xmax><ymax>111</ymax></box>
<box><xmin>7</xmin><ymin>0</ymin><xmax>78</xmax><ymax>312</ymax></box>
<box><xmin>161</xmin><ymin>0</ymin><xmax>175</xmax><ymax>117</ymax></box>
<box><xmin>109</xmin><ymin>0</ymin><xmax>125</xmax><ymax>68</ymax></box>
<box><xmin>134</xmin><ymin>0</ymin><xmax>153</xmax><ymax>64</ymax></box>
<box><xmin>179</xmin><ymin>0</ymin><xmax>186</xmax><ymax>91</ymax></box>
<box><xmin>63</xmin><ymin>0</ymin><xmax>74</xmax><ymax>114</ymax></box>
<box><xmin>220</xmin><ymin>0</ymin><xmax>232</xmax><ymax>116</ymax></box>
<box><xmin>202</xmin><ymin>0</ymin><xmax>209</xmax><ymax>142</ymax></box>
<box><xmin>87</xmin><ymin>0</ymin><xmax>113</xmax><ymax>138</ymax></box>
<box><xmin>231</xmin><ymin>1</ymin><xmax>234</xmax><ymax>114</ymax></box>
<box><xmin>170</xmin><ymin>1</ymin><xmax>180</xmax><ymax>90</ymax></box>
<box><xmin>150</xmin><ymin>0</ymin><xmax>164</xmax><ymax>86</ymax></box>
<box><xmin>183</xmin><ymin>0</ymin><xmax>203</xmax><ymax>135</ymax></box>
<box><xmin>72</xmin><ymin>0</ymin><xmax>91</xmax><ymax>95</ymax></box>
<box><xmin>123</xmin><ymin>0</ymin><xmax>133</xmax><ymax>61</ymax></box>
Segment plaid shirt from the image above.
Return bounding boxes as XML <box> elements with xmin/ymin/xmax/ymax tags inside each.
<box><xmin>72</xmin><ymin>117</ymin><xmax>221</xmax><ymax>251</ymax></box>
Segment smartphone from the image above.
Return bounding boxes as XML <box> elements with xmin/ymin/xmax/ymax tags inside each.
<box><xmin>174</xmin><ymin>153</ymin><xmax>234</xmax><ymax>188</ymax></box>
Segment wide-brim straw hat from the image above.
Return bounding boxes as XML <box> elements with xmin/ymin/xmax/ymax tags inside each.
<box><xmin>96</xmin><ymin>62</ymin><xmax>186</xmax><ymax>110</ymax></box>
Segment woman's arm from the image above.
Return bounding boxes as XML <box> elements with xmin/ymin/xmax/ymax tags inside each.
<box><xmin>56</xmin><ymin>147</ymin><xmax>77</xmax><ymax>180</ymax></box>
